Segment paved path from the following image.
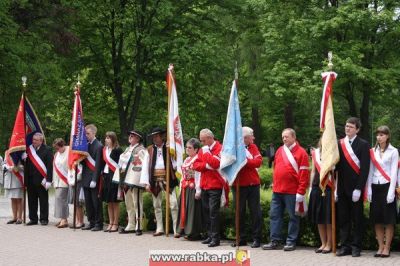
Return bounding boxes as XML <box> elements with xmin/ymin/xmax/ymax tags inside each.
<box><xmin>0</xmin><ymin>190</ymin><xmax>399</xmax><ymax>266</ymax></box>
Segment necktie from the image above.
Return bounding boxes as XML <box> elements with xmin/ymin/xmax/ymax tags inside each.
<box><xmin>349</xmin><ymin>140</ymin><xmax>352</xmax><ymax>145</ymax></box>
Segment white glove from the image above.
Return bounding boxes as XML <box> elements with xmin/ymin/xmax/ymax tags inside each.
<box><xmin>367</xmin><ymin>186</ymin><xmax>372</xmax><ymax>202</ymax></box>
<box><xmin>90</xmin><ymin>181</ymin><xmax>97</xmax><ymax>188</ymax></box>
<box><xmin>295</xmin><ymin>193</ymin><xmax>304</xmax><ymax>202</ymax></box>
<box><xmin>352</xmin><ymin>189</ymin><xmax>361</xmax><ymax>202</ymax></box>
<box><xmin>334</xmin><ymin>189</ymin><xmax>338</xmax><ymax>202</ymax></box>
<box><xmin>195</xmin><ymin>190</ymin><xmax>201</xmax><ymax>200</ymax></box>
<box><xmin>387</xmin><ymin>192</ymin><xmax>395</xmax><ymax>204</ymax></box>
<box><xmin>41</xmin><ymin>178</ymin><xmax>47</xmax><ymax>186</ymax></box>
<box><xmin>201</xmin><ymin>146</ymin><xmax>210</xmax><ymax>153</ymax></box>
<box><xmin>45</xmin><ymin>182</ymin><xmax>52</xmax><ymax>190</ymax></box>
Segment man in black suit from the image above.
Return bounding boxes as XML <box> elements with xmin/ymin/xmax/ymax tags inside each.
<box><xmin>336</xmin><ymin>117</ymin><xmax>370</xmax><ymax>257</ymax></box>
<box><xmin>81</xmin><ymin>124</ymin><xmax>104</xmax><ymax>231</ymax></box>
<box><xmin>26</xmin><ymin>132</ymin><xmax>53</xmax><ymax>225</ymax></box>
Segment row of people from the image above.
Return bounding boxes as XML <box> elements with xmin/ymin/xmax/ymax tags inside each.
<box><xmin>2</xmin><ymin>117</ymin><xmax>399</xmax><ymax>256</ymax></box>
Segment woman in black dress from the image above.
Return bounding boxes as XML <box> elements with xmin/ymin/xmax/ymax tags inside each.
<box><xmin>99</xmin><ymin>131</ymin><xmax>123</xmax><ymax>232</ymax></box>
<box><xmin>176</xmin><ymin>138</ymin><xmax>202</xmax><ymax>240</ymax></box>
<box><xmin>308</xmin><ymin>145</ymin><xmax>332</xmax><ymax>254</ymax></box>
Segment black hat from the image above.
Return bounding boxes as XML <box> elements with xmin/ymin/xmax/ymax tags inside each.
<box><xmin>127</xmin><ymin>130</ymin><xmax>144</xmax><ymax>140</ymax></box>
<box><xmin>147</xmin><ymin>127</ymin><xmax>167</xmax><ymax>137</ymax></box>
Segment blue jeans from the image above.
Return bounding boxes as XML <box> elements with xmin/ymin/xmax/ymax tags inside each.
<box><xmin>269</xmin><ymin>192</ymin><xmax>299</xmax><ymax>245</ymax></box>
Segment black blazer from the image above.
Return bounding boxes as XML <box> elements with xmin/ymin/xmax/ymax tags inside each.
<box><xmin>26</xmin><ymin>144</ymin><xmax>53</xmax><ymax>186</ymax></box>
<box><xmin>337</xmin><ymin>136</ymin><xmax>370</xmax><ymax>197</ymax></box>
<box><xmin>82</xmin><ymin>138</ymin><xmax>103</xmax><ymax>187</ymax></box>
<box><xmin>96</xmin><ymin>147</ymin><xmax>123</xmax><ymax>177</ymax></box>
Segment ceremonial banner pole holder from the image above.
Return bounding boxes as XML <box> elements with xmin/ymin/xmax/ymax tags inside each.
<box><xmin>72</xmin><ymin>80</ymin><xmax>81</xmax><ymax>231</ymax></box>
<box><xmin>234</xmin><ymin>63</ymin><xmax>240</xmax><ymax>249</ymax></box>
<box><xmin>22</xmin><ymin>76</ymin><xmax>27</xmax><ymax>225</ymax></box>
<box><xmin>165</xmin><ymin>64</ymin><xmax>172</xmax><ymax>237</ymax></box>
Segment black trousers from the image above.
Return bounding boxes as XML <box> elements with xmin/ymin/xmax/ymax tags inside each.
<box><xmin>84</xmin><ymin>187</ymin><xmax>103</xmax><ymax>227</ymax></box>
<box><xmin>232</xmin><ymin>185</ymin><xmax>262</xmax><ymax>242</ymax></box>
<box><xmin>202</xmin><ymin>189</ymin><xmax>222</xmax><ymax>241</ymax></box>
<box><xmin>27</xmin><ymin>184</ymin><xmax>49</xmax><ymax>222</ymax></box>
<box><xmin>337</xmin><ymin>193</ymin><xmax>364</xmax><ymax>250</ymax></box>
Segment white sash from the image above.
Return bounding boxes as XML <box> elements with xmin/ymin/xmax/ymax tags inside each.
<box><xmin>283</xmin><ymin>145</ymin><xmax>299</xmax><ymax>174</ymax></box>
<box><xmin>28</xmin><ymin>145</ymin><xmax>47</xmax><ymax>178</ymax></box>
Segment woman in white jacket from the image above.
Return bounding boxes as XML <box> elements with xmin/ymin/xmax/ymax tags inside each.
<box><xmin>367</xmin><ymin>126</ymin><xmax>398</xmax><ymax>258</ymax></box>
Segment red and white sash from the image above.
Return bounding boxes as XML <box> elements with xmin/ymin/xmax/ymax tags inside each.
<box><xmin>53</xmin><ymin>153</ymin><xmax>69</xmax><ymax>185</ymax></box>
<box><xmin>27</xmin><ymin>145</ymin><xmax>47</xmax><ymax>179</ymax></box>
<box><xmin>103</xmin><ymin>147</ymin><xmax>118</xmax><ymax>173</ymax></box>
<box><xmin>5</xmin><ymin>152</ymin><xmax>24</xmax><ymax>186</ymax></box>
<box><xmin>283</xmin><ymin>144</ymin><xmax>299</xmax><ymax>174</ymax></box>
<box><xmin>369</xmin><ymin>149</ymin><xmax>391</xmax><ymax>182</ymax></box>
<box><xmin>311</xmin><ymin>149</ymin><xmax>321</xmax><ymax>173</ymax></box>
<box><xmin>340</xmin><ymin>138</ymin><xmax>360</xmax><ymax>174</ymax></box>
<box><xmin>85</xmin><ymin>154</ymin><xmax>96</xmax><ymax>171</ymax></box>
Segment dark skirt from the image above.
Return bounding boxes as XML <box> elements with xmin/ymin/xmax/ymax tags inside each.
<box><xmin>102</xmin><ymin>173</ymin><xmax>121</xmax><ymax>203</ymax></box>
<box><xmin>370</xmin><ymin>183</ymin><xmax>397</xmax><ymax>225</ymax></box>
<box><xmin>176</xmin><ymin>186</ymin><xmax>202</xmax><ymax>238</ymax></box>
<box><xmin>308</xmin><ymin>186</ymin><xmax>332</xmax><ymax>224</ymax></box>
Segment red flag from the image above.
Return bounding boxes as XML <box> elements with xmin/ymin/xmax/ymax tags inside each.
<box><xmin>8</xmin><ymin>95</ymin><xmax>26</xmax><ymax>156</ymax></box>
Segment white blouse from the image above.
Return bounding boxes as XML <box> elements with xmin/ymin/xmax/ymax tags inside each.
<box><xmin>53</xmin><ymin>146</ymin><xmax>69</xmax><ymax>188</ymax></box>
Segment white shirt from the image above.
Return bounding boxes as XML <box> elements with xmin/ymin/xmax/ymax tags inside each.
<box><xmin>154</xmin><ymin>144</ymin><xmax>165</xmax><ymax>170</ymax></box>
<box><xmin>53</xmin><ymin>146</ymin><xmax>69</xmax><ymax>188</ymax></box>
<box><xmin>367</xmin><ymin>144</ymin><xmax>398</xmax><ymax>201</ymax></box>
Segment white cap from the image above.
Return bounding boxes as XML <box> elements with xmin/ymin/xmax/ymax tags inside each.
<box><xmin>242</xmin><ymin>126</ymin><xmax>253</xmax><ymax>137</ymax></box>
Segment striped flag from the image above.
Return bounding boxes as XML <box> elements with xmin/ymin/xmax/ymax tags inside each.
<box><xmin>68</xmin><ymin>86</ymin><xmax>88</xmax><ymax>169</ymax></box>
<box><xmin>167</xmin><ymin>64</ymin><xmax>183</xmax><ymax>177</ymax></box>
<box><xmin>319</xmin><ymin>72</ymin><xmax>339</xmax><ymax>191</ymax></box>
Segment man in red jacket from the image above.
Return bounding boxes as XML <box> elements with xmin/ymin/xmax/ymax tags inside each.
<box><xmin>193</xmin><ymin>128</ymin><xmax>224</xmax><ymax>247</ymax></box>
<box><xmin>262</xmin><ymin>128</ymin><xmax>309</xmax><ymax>251</ymax></box>
<box><xmin>231</xmin><ymin>127</ymin><xmax>263</xmax><ymax>248</ymax></box>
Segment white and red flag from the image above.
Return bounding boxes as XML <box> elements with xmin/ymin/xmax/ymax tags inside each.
<box><xmin>319</xmin><ymin>72</ymin><xmax>339</xmax><ymax>191</ymax></box>
<box><xmin>167</xmin><ymin>64</ymin><xmax>183</xmax><ymax>177</ymax></box>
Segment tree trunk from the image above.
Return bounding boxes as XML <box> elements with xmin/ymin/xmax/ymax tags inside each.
<box><xmin>251</xmin><ymin>106</ymin><xmax>262</xmax><ymax>147</ymax></box>
<box><xmin>359</xmin><ymin>86</ymin><xmax>370</xmax><ymax>142</ymax></box>
<box><xmin>284</xmin><ymin>103</ymin><xmax>294</xmax><ymax>129</ymax></box>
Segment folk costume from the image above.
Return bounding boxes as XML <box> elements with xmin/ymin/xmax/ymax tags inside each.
<box><xmin>82</xmin><ymin>138</ymin><xmax>103</xmax><ymax>230</ymax></box>
<box><xmin>336</xmin><ymin>135</ymin><xmax>370</xmax><ymax>254</ymax></box>
<box><xmin>367</xmin><ymin>144</ymin><xmax>398</xmax><ymax>225</ymax></box>
<box><xmin>269</xmin><ymin>142</ymin><xmax>309</xmax><ymax>247</ymax></box>
<box><xmin>232</xmin><ymin>143</ymin><xmax>263</xmax><ymax>246</ymax></box>
<box><xmin>193</xmin><ymin>140</ymin><xmax>225</xmax><ymax>245</ymax></box>
<box><xmin>53</xmin><ymin>146</ymin><xmax>70</xmax><ymax>220</ymax></box>
<box><xmin>26</xmin><ymin>143</ymin><xmax>53</xmax><ymax>224</ymax></box>
<box><xmin>176</xmin><ymin>155</ymin><xmax>202</xmax><ymax>239</ymax></box>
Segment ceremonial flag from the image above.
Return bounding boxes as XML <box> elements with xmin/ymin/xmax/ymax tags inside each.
<box><xmin>68</xmin><ymin>87</ymin><xmax>88</xmax><ymax>169</ymax></box>
<box><xmin>220</xmin><ymin>80</ymin><xmax>247</xmax><ymax>185</ymax></box>
<box><xmin>8</xmin><ymin>95</ymin><xmax>45</xmax><ymax>165</ymax></box>
<box><xmin>167</xmin><ymin>64</ymin><xmax>184</xmax><ymax>177</ymax></box>
<box><xmin>319</xmin><ymin>72</ymin><xmax>339</xmax><ymax>191</ymax></box>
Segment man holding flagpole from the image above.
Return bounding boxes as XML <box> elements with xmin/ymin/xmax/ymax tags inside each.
<box><xmin>26</xmin><ymin>132</ymin><xmax>53</xmax><ymax>225</ymax></box>
<box><xmin>262</xmin><ymin>128</ymin><xmax>309</xmax><ymax>251</ymax></box>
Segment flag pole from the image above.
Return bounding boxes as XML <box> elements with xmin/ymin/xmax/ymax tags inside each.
<box><xmin>72</xmin><ymin>79</ymin><xmax>81</xmax><ymax>230</ymax></box>
<box><xmin>327</xmin><ymin>52</ymin><xmax>337</xmax><ymax>256</ymax></box>
<box><xmin>165</xmin><ymin>64</ymin><xmax>173</xmax><ymax>237</ymax></box>
<box><xmin>234</xmin><ymin>62</ymin><xmax>240</xmax><ymax>249</ymax></box>
<box><xmin>21</xmin><ymin>76</ymin><xmax>27</xmax><ymax>225</ymax></box>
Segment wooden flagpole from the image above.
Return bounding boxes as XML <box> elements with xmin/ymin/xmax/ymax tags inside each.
<box><xmin>165</xmin><ymin>64</ymin><xmax>172</xmax><ymax>237</ymax></box>
<box><xmin>332</xmin><ymin>171</ymin><xmax>337</xmax><ymax>255</ymax></box>
<box><xmin>22</xmin><ymin>76</ymin><xmax>27</xmax><ymax>225</ymax></box>
<box><xmin>234</xmin><ymin>62</ymin><xmax>240</xmax><ymax>249</ymax></box>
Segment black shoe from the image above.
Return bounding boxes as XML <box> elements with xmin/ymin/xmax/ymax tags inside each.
<box><xmin>6</xmin><ymin>219</ymin><xmax>17</xmax><ymax>224</ymax></box>
<box><xmin>231</xmin><ymin>240</ymin><xmax>247</xmax><ymax>247</ymax></box>
<box><xmin>381</xmin><ymin>253</ymin><xmax>390</xmax><ymax>258</ymax></box>
<box><xmin>321</xmin><ymin>249</ymin><xmax>332</xmax><ymax>254</ymax></box>
<box><xmin>208</xmin><ymin>241</ymin><xmax>220</xmax><ymax>247</ymax></box>
<box><xmin>91</xmin><ymin>226</ymin><xmax>102</xmax><ymax>232</ymax></box>
<box><xmin>202</xmin><ymin>237</ymin><xmax>212</xmax><ymax>244</ymax></box>
<box><xmin>373</xmin><ymin>253</ymin><xmax>381</xmax><ymax>258</ymax></box>
<box><xmin>40</xmin><ymin>220</ymin><xmax>48</xmax><ymax>226</ymax></box>
<box><xmin>336</xmin><ymin>247</ymin><xmax>351</xmax><ymax>257</ymax></box>
<box><xmin>315</xmin><ymin>248</ymin><xmax>323</xmax><ymax>253</ymax></box>
<box><xmin>119</xmin><ymin>228</ymin><xmax>136</xmax><ymax>234</ymax></box>
<box><xmin>82</xmin><ymin>224</ymin><xmax>94</xmax><ymax>230</ymax></box>
<box><xmin>251</xmin><ymin>240</ymin><xmax>261</xmax><ymax>248</ymax></box>
<box><xmin>283</xmin><ymin>244</ymin><xmax>296</xmax><ymax>251</ymax></box>
<box><xmin>352</xmin><ymin>249</ymin><xmax>361</xmax><ymax>257</ymax></box>
<box><xmin>15</xmin><ymin>220</ymin><xmax>22</xmax><ymax>225</ymax></box>
<box><xmin>262</xmin><ymin>241</ymin><xmax>280</xmax><ymax>250</ymax></box>
<box><xmin>26</xmin><ymin>221</ymin><xmax>38</xmax><ymax>226</ymax></box>
<box><xmin>136</xmin><ymin>230</ymin><xmax>143</xmax><ymax>236</ymax></box>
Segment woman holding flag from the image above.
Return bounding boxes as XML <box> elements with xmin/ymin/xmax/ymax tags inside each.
<box><xmin>97</xmin><ymin>131</ymin><xmax>123</xmax><ymax>232</ymax></box>
<box><xmin>366</xmin><ymin>125</ymin><xmax>398</xmax><ymax>258</ymax></box>
<box><xmin>53</xmin><ymin>138</ymin><xmax>70</xmax><ymax>228</ymax></box>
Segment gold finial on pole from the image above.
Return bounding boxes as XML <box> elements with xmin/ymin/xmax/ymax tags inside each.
<box><xmin>75</xmin><ymin>75</ymin><xmax>81</xmax><ymax>92</ymax></box>
<box><xmin>21</xmin><ymin>76</ymin><xmax>27</xmax><ymax>89</ymax></box>
<box><xmin>328</xmin><ymin>51</ymin><xmax>333</xmax><ymax>70</ymax></box>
